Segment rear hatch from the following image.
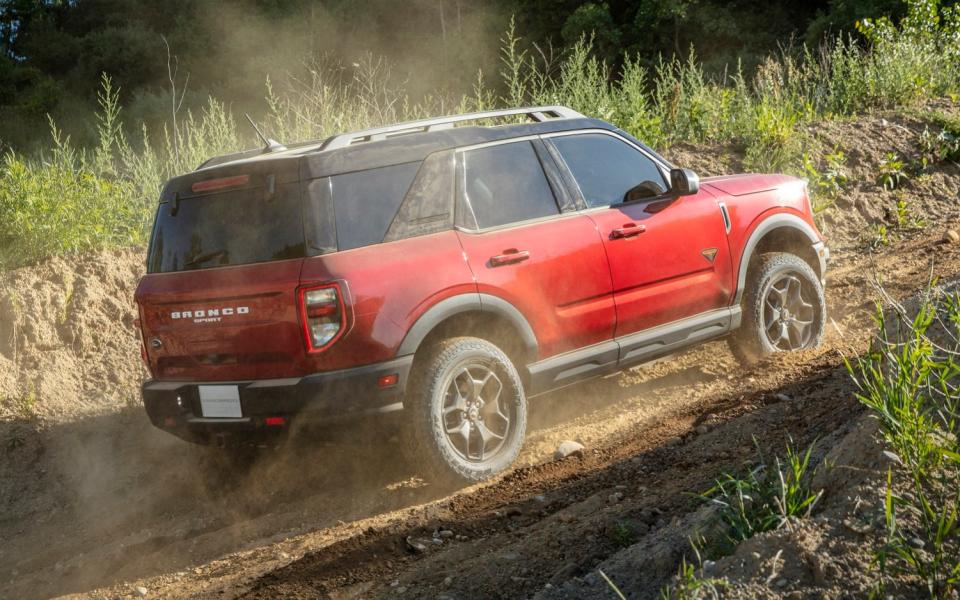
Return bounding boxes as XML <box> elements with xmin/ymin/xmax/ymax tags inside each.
<box><xmin>136</xmin><ymin>158</ymin><xmax>312</xmax><ymax>381</ymax></box>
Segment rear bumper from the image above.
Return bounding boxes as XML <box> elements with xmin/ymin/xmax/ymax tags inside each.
<box><xmin>142</xmin><ymin>355</ymin><xmax>413</xmax><ymax>443</ymax></box>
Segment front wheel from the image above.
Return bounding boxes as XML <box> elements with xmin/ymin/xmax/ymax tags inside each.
<box><xmin>402</xmin><ymin>337</ymin><xmax>527</xmax><ymax>483</ymax></box>
<box><xmin>728</xmin><ymin>252</ymin><xmax>825</xmax><ymax>365</ymax></box>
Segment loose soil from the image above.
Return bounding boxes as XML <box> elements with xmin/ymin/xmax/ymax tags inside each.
<box><xmin>2</xmin><ymin>103</ymin><xmax>959</xmax><ymax>599</ymax></box>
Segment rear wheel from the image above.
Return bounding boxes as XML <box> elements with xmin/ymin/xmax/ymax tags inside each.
<box><xmin>403</xmin><ymin>337</ymin><xmax>527</xmax><ymax>483</ymax></box>
<box><xmin>728</xmin><ymin>252</ymin><xmax>825</xmax><ymax>364</ymax></box>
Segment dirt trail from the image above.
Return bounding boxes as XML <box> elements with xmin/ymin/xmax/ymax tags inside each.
<box><xmin>0</xmin><ymin>231</ymin><xmax>950</xmax><ymax>600</ymax></box>
<box><xmin>1</xmin><ymin>106</ymin><xmax>959</xmax><ymax>599</ymax></box>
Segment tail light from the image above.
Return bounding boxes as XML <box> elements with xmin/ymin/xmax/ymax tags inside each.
<box><xmin>298</xmin><ymin>283</ymin><xmax>347</xmax><ymax>352</ymax></box>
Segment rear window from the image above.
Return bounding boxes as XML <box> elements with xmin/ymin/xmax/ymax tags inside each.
<box><xmin>147</xmin><ymin>185</ymin><xmax>305</xmax><ymax>274</ymax></box>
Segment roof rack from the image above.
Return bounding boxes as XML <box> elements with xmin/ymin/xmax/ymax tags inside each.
<box><xmin>322</xmin><ymin>105</ymin><xmax>585</xmax><ymax>151</ymax></box>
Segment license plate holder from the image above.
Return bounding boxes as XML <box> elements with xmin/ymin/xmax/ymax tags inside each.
<box><xmin>198</xmin><ymin>385</ymin><xmax>242</xmax><ymax>418</ymax></box>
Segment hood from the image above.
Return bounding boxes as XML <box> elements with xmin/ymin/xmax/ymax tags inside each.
<box><xmin>702</xmin><ymin>173</ymin><xmax>800</xmax><ymax>197</ymax></box>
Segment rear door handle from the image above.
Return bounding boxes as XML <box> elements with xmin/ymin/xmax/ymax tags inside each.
<box><xmin>490</xmin><ymin>249</ymin><xmax>530</xmax><ymax>267</ymax></box>
<box><xmin>610</xmin><ymin>223</ymin><xmax>646</xmax><ymax>239</ymax></box>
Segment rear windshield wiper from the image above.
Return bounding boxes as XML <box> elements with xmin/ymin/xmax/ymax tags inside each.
<box><xmin>185</xmin><ymin>249</ymin><xmax>228</xmax><ymax>268</ymax></box>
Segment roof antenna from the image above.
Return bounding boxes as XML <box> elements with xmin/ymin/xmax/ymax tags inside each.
<box><xmin>245</xmin><ymin>113</ymin><xmax>287</xmax><ymax>154</ymax></box>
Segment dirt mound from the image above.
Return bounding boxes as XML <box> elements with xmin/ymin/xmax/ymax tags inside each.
<box><xmin>0</xmin><ymin>247</ymin><xmax>146</xmax><ymax>422</ymax></box>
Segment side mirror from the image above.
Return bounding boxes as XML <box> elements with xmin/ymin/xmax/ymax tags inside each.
<box><xmin>623</xmin><ymin>180</ymin><xmax>667</xmax><ymax>203</ymax></box>
<box><xmin>670</xmin><ymin>168</ymin><xmax>700</xmax><ymax>196</ymax></box>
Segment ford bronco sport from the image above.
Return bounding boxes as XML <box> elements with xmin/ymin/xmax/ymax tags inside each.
<box><xmin>135</xmin><ymin>106</ymin><xmax>828</xmax><ymax>482</ymax></box>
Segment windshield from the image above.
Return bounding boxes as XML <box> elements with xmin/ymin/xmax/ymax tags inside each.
<box><xmin>147</xmin><ymin>186</ymin><xmax>306</xmax><ymax>274</ymax></box>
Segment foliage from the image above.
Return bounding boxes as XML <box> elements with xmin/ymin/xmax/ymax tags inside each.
<box><xmin>878</xmin><ymin>151</ymin><xmax>909</xmax><ymax>189</ymax></box>
<box><xmin>703</xmin><ymin>440</ymin><xmax>822</xmax><ymax>552</ymax></box>
<box><xmin>803</xmin><ymin>147</ymin><xmax>850</xmax><ymax>213</ymax></box>
<box><xmin>1</xmin><ymin>0</ymin><xmax>960</xmax><ymax>266</ymax></box>
<box><xmin>847</xmin><ymin>289</ymin><xmax>960</xmax><ymax>597</ymax></box>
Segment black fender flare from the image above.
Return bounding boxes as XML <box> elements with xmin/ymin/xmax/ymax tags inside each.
<box><xmin>397</xmin><ymin>293</ymin><xmax>539</xmax><ymax>360</ymax></box>
<box><xmin>733</xmin><ymin>214</ymin><xmax>821</xmax><ymax>306</ymax></box>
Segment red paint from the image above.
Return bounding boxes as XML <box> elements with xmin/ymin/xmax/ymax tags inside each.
<box><xmin>586</xmin><ymin>188</ymin><xmax>734</xmax><ymax>335</ymax></box>
<box><xmin>456</xmin><ymin>214</ymin><xmax>615</xmax><ymax>357</ymax></box>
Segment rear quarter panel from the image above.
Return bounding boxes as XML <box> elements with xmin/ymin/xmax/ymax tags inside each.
<box><xmin>299</xmin><ymin>230</ymin><xmax>477</xmax><ymax>371</ymax></box>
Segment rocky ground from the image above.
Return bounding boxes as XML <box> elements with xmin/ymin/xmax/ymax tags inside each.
<box><xmin>1</xmin><ymin>103</ymin><xmax>959</xmax><ymax>599</ymax></box>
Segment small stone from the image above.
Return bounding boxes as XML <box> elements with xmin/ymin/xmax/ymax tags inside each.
<box><xmin>455</xmin><ymin>534</ymin><xmax>469</xmax><ymax>541</ymax></box>
<box><xmin>391</xmin><ymin>580</ymin><xmax>400</xmax><ymax>587</ymax></box>
<box><xmin>534</xmin><ymin>495</ymin><xmax>547</xmax><ymax>503</ymax></box>
<box><xmin>702</xmin><ymin>560</ymin><xmax>716</xmax><ymax>574</ymax></box>
<box><xmin>695</xmin><ymin>424</ymin><xmax>709</xmax><ymax>435</ymax></box>
<box><xmin>608</xmin><ymin>492</ymin><xmax>624</xmax><ymax>503</ymax></box>
<box><xmin>751</xmin><ymin>552</ymin><xmax>762</xmax><ymax>560</ymax></box>
<box><xmin>405</xmin><ymin>536</ymin><xmax>428</xmax><ymax>553</ymax></box>
<box><xmin>134</xmin><ymin>587</ymin><xmax>148</xmax><ymax>597</ymax></box>
<box><xmin>558</xmin><ymin>513</ymin><xmax>575</xmax><ymax>523</ymax></box>
<box><xmin>776</xmin><ymin>578</ymin><xmax>788</xmax><ymax>588</ymax></box>
<box><xmin>908</xmin><ymin>537</ymin><xmax>926</xmax><ymax>549</ymax></box>
<box><xmin>943</xmin><ymin>229</ymin><xmax>960</xmax><ymax>244</ymax></box>
<box><xmin>396</xmin><ymin>586</ymin><xmax>407</xmax><ymax>594</ymax></box>
<box><xmin>501</xmin><ymin>551</ymin><xmax>520</xmax><ymax>561</ymax></box>
<box><xmin>775</xmin><ymin>393</ymin><xmax>791</xmax><ymax>402</ymax></box>
<box><xmin>555</xmin><ymin>440</ymin><xmax>585</xmax><ymax>460</ymax></box>
<box><xmin>443</xmin><ymin>576</ymin><xmax>453</xmax><ymax>587</ymax></box>
<box><xmin>506</xmin><ymin>506</ymin><xmax>523</xmax><ymax>517</ymax></box>
<box><xmin>437</xmin><ymin>529</ymin><xmax>454</xmax><ymax>539</ymax></box>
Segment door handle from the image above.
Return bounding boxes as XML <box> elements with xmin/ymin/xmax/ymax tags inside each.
<box><xmin>610</xmin><ymin>223</ymin><xmax>646</xmax><ymax>239</ymax></box>
<box><xmin>490</xmin><ymin>249</ymin><xmax>530</xmax><ymax>267</ymax></box>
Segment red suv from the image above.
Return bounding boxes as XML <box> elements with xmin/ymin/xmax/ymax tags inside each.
<box><xmin>136</xmin><ymin>106</ymin><xmax>828</xmax><ymax>481</ymax></box>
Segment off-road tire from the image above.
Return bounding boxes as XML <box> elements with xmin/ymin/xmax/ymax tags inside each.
<box><xmin>402</xmin><ymin>337</ymin><xmax>527</xmax><ymax>483</ymax></box>
<box><xmin>728</xmin><ymin>252</ymin><xmax>825</xmax><ymax>365</ymax></box>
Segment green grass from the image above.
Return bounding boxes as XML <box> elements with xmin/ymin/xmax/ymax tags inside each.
<box><xmin>702</xmin><ymin>440</ymin><xmax>822</xmax><ymax>553</ymax></box>
<box><xmin>1</xmin><ymin>0</ymin><xmax>960</xmax><ymax>268</ymax></box>
<box><xmin>848</xmin><ymin>289</ymin><xmax>960</xmax><ymax>597</ymax></box>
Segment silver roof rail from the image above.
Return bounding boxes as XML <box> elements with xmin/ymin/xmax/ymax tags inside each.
<box><xmin>322</xmin><ymin>105</ymin><xmax>585</xmax><ymax>150</ymax></box>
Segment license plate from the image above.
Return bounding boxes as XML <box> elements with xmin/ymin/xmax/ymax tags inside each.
<box><xmin>198</xmin><ymin>385</ymin><xmax>242</xmax><ymax>418</ymax></box>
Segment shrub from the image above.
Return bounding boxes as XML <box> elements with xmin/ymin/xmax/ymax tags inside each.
<box><xmin>848</xmin><ymin>289</ymin><xmax>960</xmax><ymax>597</ymax></box>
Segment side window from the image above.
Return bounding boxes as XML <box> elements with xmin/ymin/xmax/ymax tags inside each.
<box><xmin>329</xmin><ymin>162</ymin><xmax>420</xmax><ymax>250</ymax></box>
<box><xmin>461</xmin><ymin>141</ymin><xmax>560</xmax><ymax>229</ymax></box>
<box><xmin>550</xmin><ymin>133</ymin><xmax>667</xmax><ymax>208</ymax></box>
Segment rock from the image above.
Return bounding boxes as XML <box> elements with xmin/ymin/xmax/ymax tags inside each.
<box><xmin>695</xmin><ymin>424</ymin><xmax>709</xmax><ymax>435</ymax></box>
<box><xmin>506</xmin><ymin>506</ymin><xmax>523</xmax><ymax>517</ymax></box>
<box><xmin>776</xmin><ymin>578</ymin><xmax>788</xmax><ymax>588</ymax></box>
<box><xmin>702</xmin><ymin>560</ymin><xmax>716</xmax><ymax>574</ymax></box>
<box><xmin>437</xmin><ymin>529</ymin><xmax>454</xmax><ymax>539</ymax></box>
<box><xmin>455</xmin><ymin>534</ymin><xmax>469</xmax><ymax>541</ymax></box>
<box><xmin>555</xmin><ymin>440</ymin><xmax>585</xmax><ymax>460</ymax></box>
<box><xmin>775</xmin><ymin>393</ymin><xmax>791</xmax><ymax>402</ymax></box>
<box><xmin>443</xmin><ymin>576</ymin><xmax>453</xmax><ymax>587</ymax></box>
<box><xmin>405</xmin><ymin>536</ymin><xmax>429</xmax><ymax>553</ymax></box>
<box><xmin>943</xmin><ymin>229</ymin><xmax>960</xmax><ymax>244</ymax></box>
<box><xmin>557</xmin><ymin>512</ymin><xmax>575</xmax><ymax>523</ymax></box>
<box><xmin>608</xmin><ymin>492</ymin><xmax>624</xmax><ymax>503</ymax></box>
<box><xmin>391</xmin><ymin>580</ymin><xmax>400</xmax><ymax>587</ymax></box>
<box><xmin>908</xmin><ymin>537</ymin><xmax>926</xmax><ymax>549</ymax></box>
<box><xmin>534</xmin><ymin>494</ymin><xmax>547</xmax><ymax>503</ymax></box>
<box><xmin>134</xmin><ymin>587</ymin><xmax>148</xmax><ymax>597</ymax></box>
<box><xmin>396</xmin><ymin>586</ymin><xmax>407</xmax><ymax>594</ymax></box>
<box><xmin>501</xmin><ymin>551</ymin><xmax>520</xmax><ymax>561</ymax></box>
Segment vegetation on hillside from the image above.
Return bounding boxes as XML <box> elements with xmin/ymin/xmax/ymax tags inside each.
<box><xmin>0</xmin><ymin>0</ymin><xmax>959</xmax><ymax>268</ymax></box>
